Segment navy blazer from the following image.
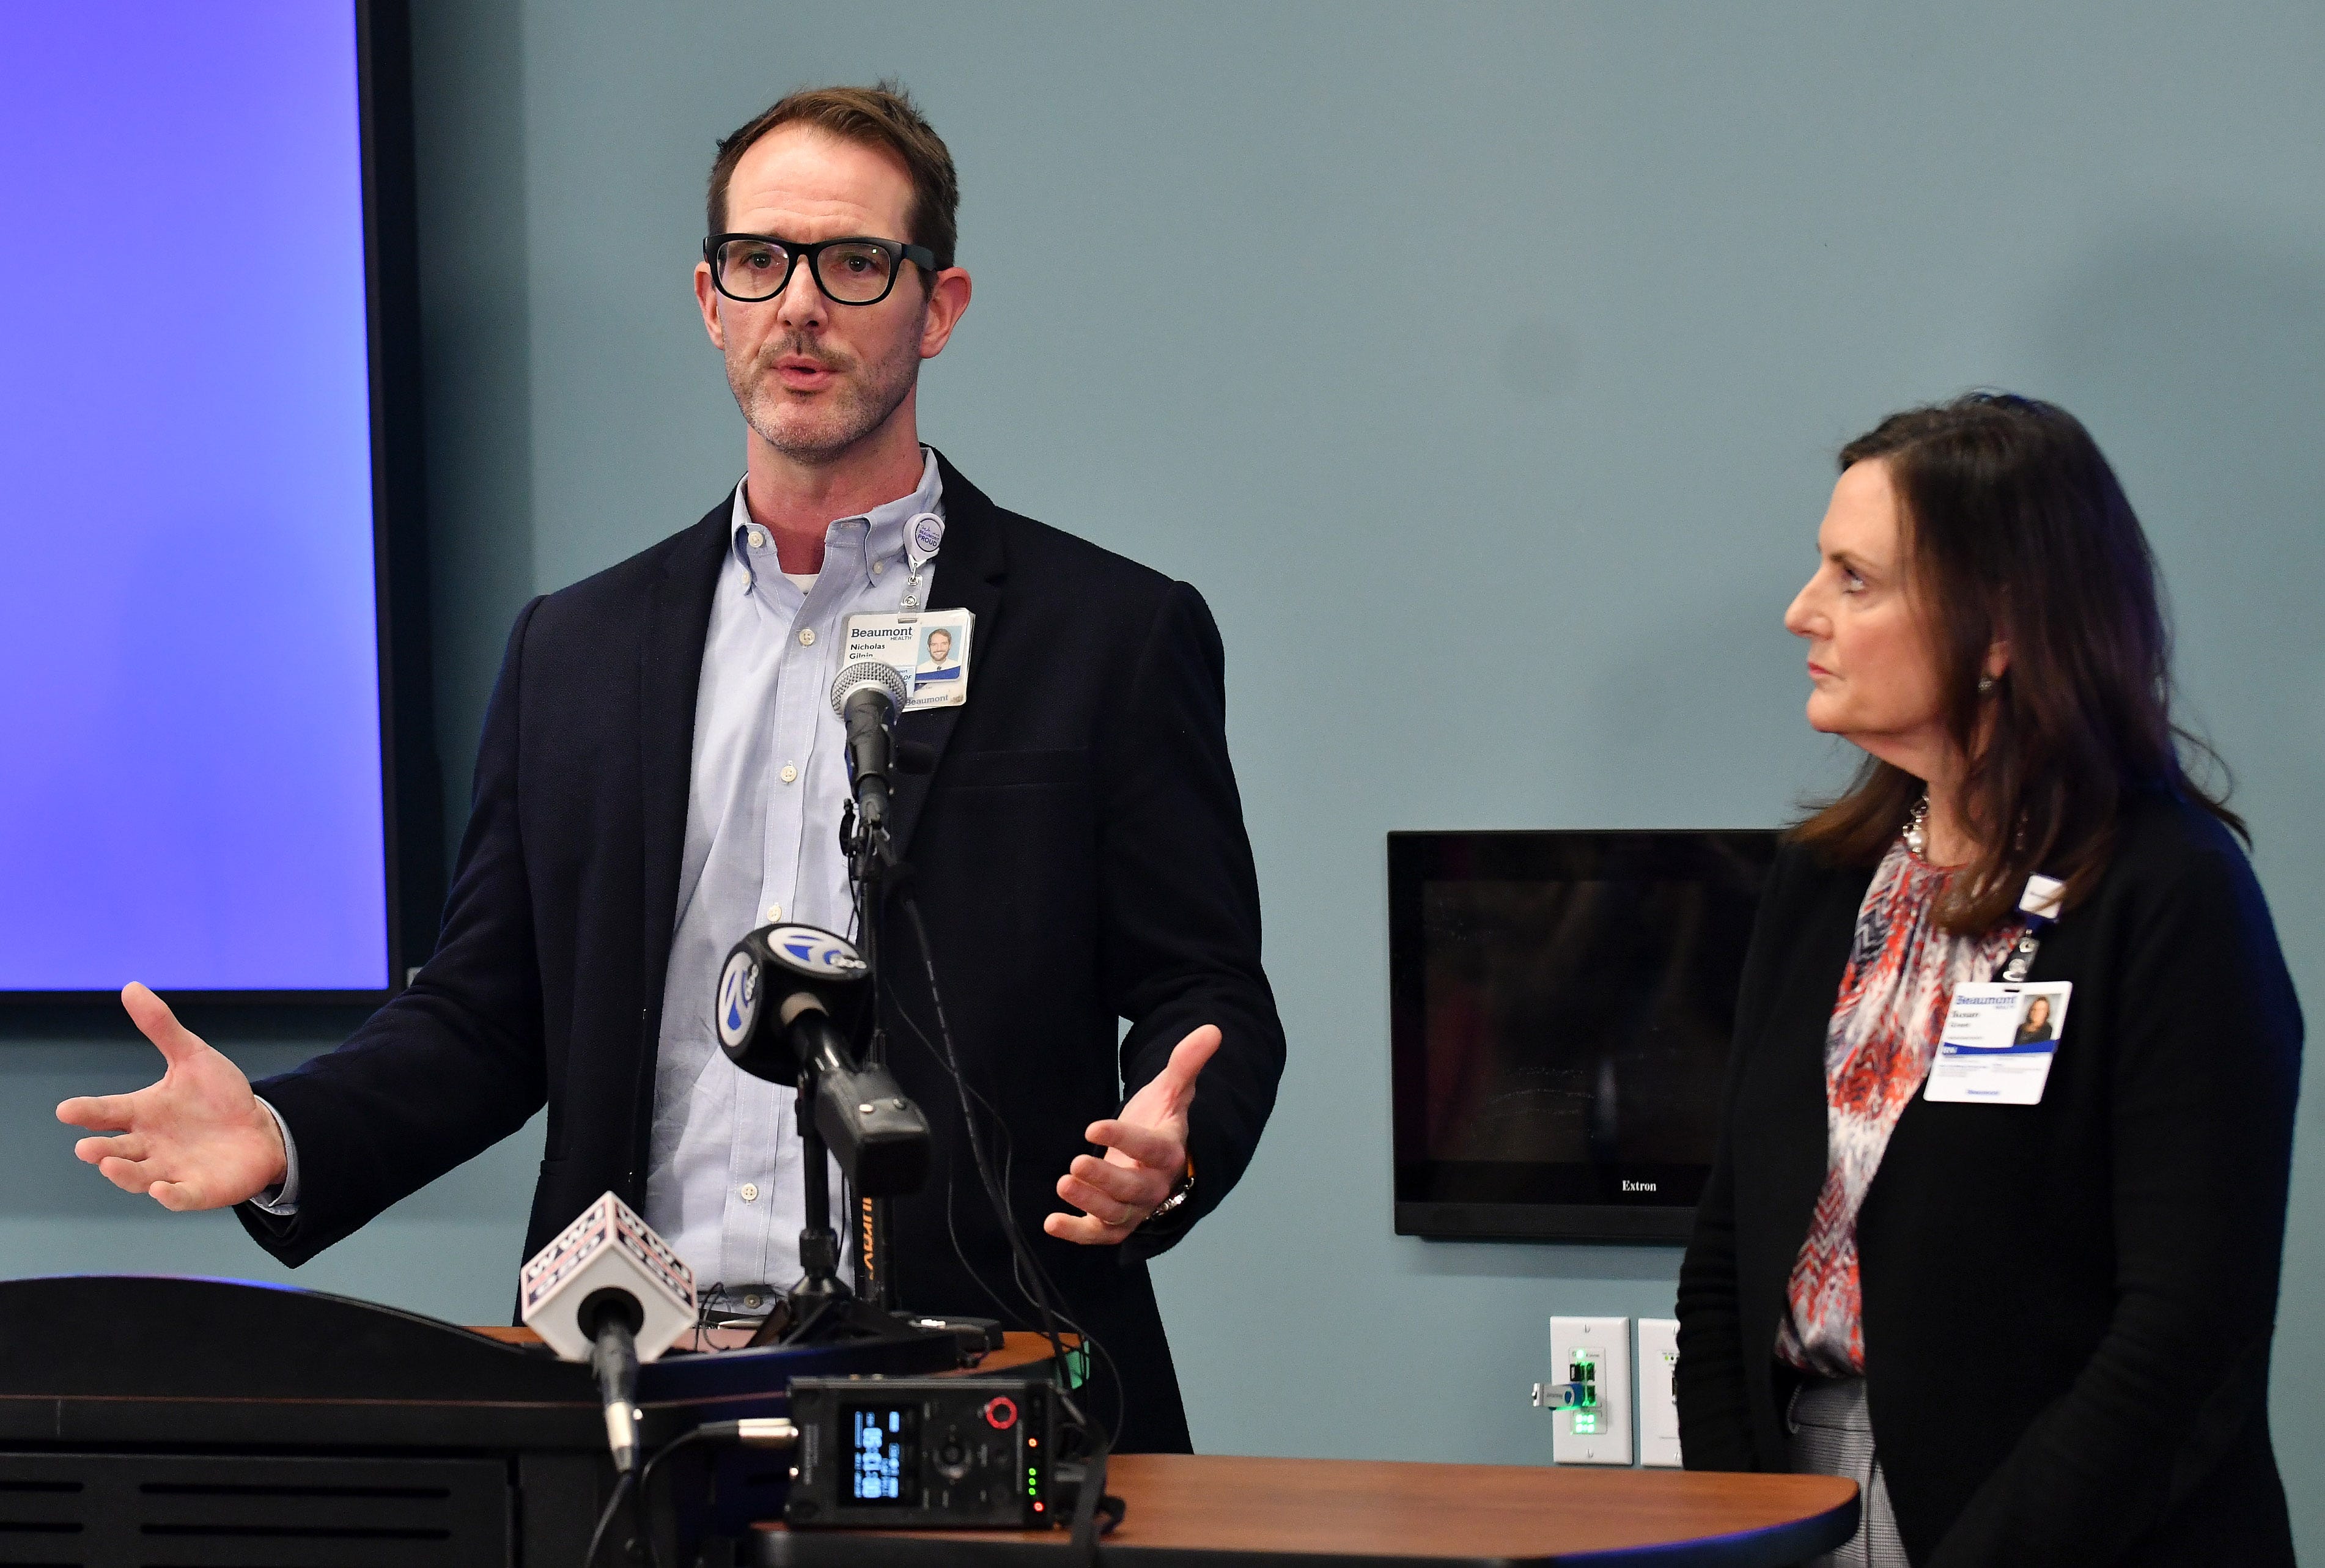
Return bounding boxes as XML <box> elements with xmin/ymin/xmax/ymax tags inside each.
<box><xmin>1676</xmin><ymin>789</ymin><xmax>2301</xmax><ymax>1565</ymax></box>
<box><xmin>241</xmin><ymin>455</ymin><xmax>1286</xmax><ymax>1452</ymax></box>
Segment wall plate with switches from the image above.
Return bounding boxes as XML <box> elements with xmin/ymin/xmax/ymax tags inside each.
<box><xmin>1548</xmin><ymin>1316</ymin><xmax>1633</xmax><ymax>1465</ymax></box>
<box><xmin>1635</xmin><ymin>1317</ymin><xmax>1682</xmax><ymax>1467</ymax></box>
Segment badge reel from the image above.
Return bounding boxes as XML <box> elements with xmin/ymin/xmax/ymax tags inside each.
<box><xmin>899</xmin><ymin>512</ymin><xmax>942</xmax><ymax>611</ymax></box>
<box><xmin>1927</xmin><ymin>875</ymin><xmax>2072</xmax><ymax>1106</ymax></box>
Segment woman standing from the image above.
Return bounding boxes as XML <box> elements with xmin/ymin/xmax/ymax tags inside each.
<box><xmin>1675</xmin><ymin>394</ymin><xmax>2301</xmax><ymax>1566</ymax></box>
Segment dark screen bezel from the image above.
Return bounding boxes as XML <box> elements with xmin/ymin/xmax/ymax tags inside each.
<box><xmin>1387</xmin><ymin>829</ymin><xmax>1778</xmax><ymax>1245</ymax></box>
<box><xmin>1</xmin><ymin>0</ymin><xmax>439</xmax><ymax>1008</ymax></box>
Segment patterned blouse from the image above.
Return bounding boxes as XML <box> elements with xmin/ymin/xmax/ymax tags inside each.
<box><xmin>1776</xmin><ymin>837</ymin><xmax>2021</xmax><ymax>1377</ymax></box>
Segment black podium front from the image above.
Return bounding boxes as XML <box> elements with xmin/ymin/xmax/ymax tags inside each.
<box><xmin>0</xmin><ymin>1275</ymin><xmax>962</xmax><ymax>1567</ymax></box>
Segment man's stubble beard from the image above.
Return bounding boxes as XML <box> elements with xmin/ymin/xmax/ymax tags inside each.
<box><xmin>728</xmin><ymin>318</ymin><xmax>924</xmax><ymax>466</ymax></box>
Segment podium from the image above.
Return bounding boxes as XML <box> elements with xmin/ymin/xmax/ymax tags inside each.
<box><xmin>0</xmin><ymin>1274</ymin><xmax>962</xmax><ymax>1567</ymax></box>
<box><xmin>0</xmin><ymin>1276</ymin><xmax>1858</xmax><ymax>1568</ymax></box>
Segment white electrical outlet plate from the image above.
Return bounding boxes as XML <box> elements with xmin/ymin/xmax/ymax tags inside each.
<box><xmin>1550</xmin><ymin>1316</ymin><xmax>1632</xmax><ymax>1465</ymax></box>
<box><xmin>1636</xmin><ymin>1317</ymin><xmax>1682</xmax><ymax>1467</ymax></box>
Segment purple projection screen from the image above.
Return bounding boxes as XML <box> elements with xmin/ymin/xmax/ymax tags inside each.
<box><xmin>0</xmin><ymin>5</ymin><xmax>393</xmax><ymax>993</ymax></box>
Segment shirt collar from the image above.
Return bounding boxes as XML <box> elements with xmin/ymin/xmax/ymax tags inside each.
<box><xmin>729</xmin><ymin>446</ymin><xmax>944</xmax><ymax>591</ymax></box>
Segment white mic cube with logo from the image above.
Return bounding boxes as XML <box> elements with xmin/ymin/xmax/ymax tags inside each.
<box><xmin>518</xmin><ymin>1190</ymin><xmax>697</xmax><ymax>1362</ymax></box>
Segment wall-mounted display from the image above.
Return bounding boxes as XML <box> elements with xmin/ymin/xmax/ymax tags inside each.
<box><xmin>1388</xmin><ymin>830</ymin><xmax>1778</xmax><ymax>1243</ymax></box>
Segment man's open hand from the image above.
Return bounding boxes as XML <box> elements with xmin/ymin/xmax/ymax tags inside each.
<box><xmin>54</xmin><ymin>983</ymin><xmax>287</xmax><ymax>1212</ymax></box>
<box><xmin>1045</xmin><ymin>1023</ymin><xmax>1219</xmax><ymax>1246</ymax></box>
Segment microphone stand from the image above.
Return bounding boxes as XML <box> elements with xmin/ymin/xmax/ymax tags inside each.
<box><xmin>747</xmin><ymin>791</ymin><xmax>916</xmax><ymax>1350</ymax></box>
<box><xmin>843</xmin><ymin>796</ymin><xmax>897</xmax><ymax>1311</ymax></box>
<box><xmin>753</xmin><ymin>1042</ymin><xmax>925</xmax><ymax>1347</ymax></box>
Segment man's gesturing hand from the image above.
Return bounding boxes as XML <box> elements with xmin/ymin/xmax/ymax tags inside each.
<box><xmin>54</xmin><ymin>983</ymin><xmax>288</xmax><ymax>1212</ymax></box>
<box><xmin>1046</xmin><ymin>1023</ymin><xmax>1220</xmax><ymax>1246</ymax></box>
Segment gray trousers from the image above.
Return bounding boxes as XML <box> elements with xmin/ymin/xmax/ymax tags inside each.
<box><xmin>1787</xmin><ymin>1376</ymin><xmax>1911</xmax><ymax>1568</ymax></box>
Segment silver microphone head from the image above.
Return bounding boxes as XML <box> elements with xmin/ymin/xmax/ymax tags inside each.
<box><xmin>830</xmin><ymin>658</ymin><xmax>908</xmax><ymax>718</ymax></box>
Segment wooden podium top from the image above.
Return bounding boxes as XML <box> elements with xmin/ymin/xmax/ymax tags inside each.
<box><xmin>756</xmin><ymin>1453</ymin><xmax>1858</xmax><ymax>1566</ymax></box>
<box><xmin>465</xmin><ymin>1325</ymin><xmax>1063</xmax><ymax>1371</ymax></box>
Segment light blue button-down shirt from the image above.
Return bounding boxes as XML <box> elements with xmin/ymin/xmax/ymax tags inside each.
<box><xmin>256</xmin><ymin>451</ymin><xmax>943</xmax><ymax>1310</ymax></box>
<box><xmin>643</xmin><ymin>450</ymin><xmax>943</xmax><ymax>1301</ymax></box>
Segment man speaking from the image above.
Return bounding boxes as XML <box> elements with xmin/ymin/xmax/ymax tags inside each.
<box><xmin>56</xmin><ymin>83</ymin><xmax>1284</xmax><ymax>1452</ymax></box>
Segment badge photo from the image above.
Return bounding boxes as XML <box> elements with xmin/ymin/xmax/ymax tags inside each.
<box><xmin>912</xmin><ymin>620</ymin><xmax>967</xmax><ymax>699</ymax></box>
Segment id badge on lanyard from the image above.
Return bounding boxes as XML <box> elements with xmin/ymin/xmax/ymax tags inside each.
<box><xmin>839</xmin><ymin>512</ymin><xmax>976</xmax><ymax>712</ymax></box>
<box><xmin>1926</xmin><ymin>874</ymin><xmax>2073</xmax><ymax>1106</ymax></box>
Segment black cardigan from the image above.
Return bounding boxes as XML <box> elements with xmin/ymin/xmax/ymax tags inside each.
<box><xmin>1676</xmin><ymin>790</ymin><xmax>2301</xmax><ymax>1566</ymax></box>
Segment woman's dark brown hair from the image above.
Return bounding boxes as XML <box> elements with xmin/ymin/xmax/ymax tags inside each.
<box><xmin>1793</xmin><ymin>392</ymin><xmax>2242</xmax><ymax>931</ymax></box>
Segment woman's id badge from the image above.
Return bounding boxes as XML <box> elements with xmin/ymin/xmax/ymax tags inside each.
<box><xmin>1925</xmin><ymin>982</ymin><xmax>2072</xmax><ymax>1105</ymax></box>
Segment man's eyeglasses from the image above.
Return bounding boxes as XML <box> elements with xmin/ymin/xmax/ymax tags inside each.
<box><xmin>703</xmin><ymin>234</ymin><xmax>937</xmax><ymax>306</ymax></box>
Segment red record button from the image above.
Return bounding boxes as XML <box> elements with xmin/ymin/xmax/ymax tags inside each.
<box><xmin>982</xmin><ymin>1396</ymin><xmax>1020</xmax><ymax>1430</ymax></box>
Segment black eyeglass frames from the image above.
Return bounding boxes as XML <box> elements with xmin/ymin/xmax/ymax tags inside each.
<box><xmin>703</xmin><ymin>234</ymin><xmax>938</xmax><ymax>306</ymax></box>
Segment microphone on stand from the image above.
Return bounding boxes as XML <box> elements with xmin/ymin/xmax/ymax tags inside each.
<box><xmin>518</xmin><ymin>1192</ymin><xmax>696</xmax><ymax>1474</ymax></box>
<box><xmin>830</xmin><ymin>660</ymin><xmax>908</xmax><ymax>833</ymax></box>
<box><xmin>820</xmin><ymin>661</ymin><xmax>924</xmax><ymax>1319</ymax></box>
<box><xmin>716</xmin><ymin>924</ymin><xmax>930</xmax><ymax>1196</ymax></box>
<box><xmin>716</xmin><ymin>923</ymin><xmax>932</xmax><ymax>1349</ymax></box>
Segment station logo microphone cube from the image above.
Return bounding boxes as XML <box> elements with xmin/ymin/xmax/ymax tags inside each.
<box><xmin>717</xmin><ymin>923</ymin><xmax>869</xmax><ymax>1084</ymax></box>
<box><xmin>518</xmin><ymin>1191</ymin><xmax>696</xmax><ymax>1362</ymax></box>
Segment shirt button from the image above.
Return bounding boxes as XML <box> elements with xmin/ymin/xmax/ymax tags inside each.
<box><xmin>872</xmin><ymin>560</ymin><xmax>884</xmax><ymax>575</ymax></box>
<box><xmin>740</xmin><ymin>1182</ymin><xmax>760</xmax><ymax>1202</ymax></box>
<box><xmin>779</xmin><ymin>764</ymin><xmax>798</xmax><ymax>784</ymax></box>
<box><xmin>743</xmin><ymin>1292</ymin><xmax>764</xmax><ymax>1310</ymax></box>
<box><xmin>797</xmin><ymin>627</ymin><xmax>816</xmax><ymax>647</ymax></box>
<box><xmin>764</xmin><ymin>903</ymin><xmax>783</xmax><ymax>922</ymax></box>
<box><xmin>748</xmin><ymin>526</ymin><xmax>768</xmax><ymax>549</ymax></box>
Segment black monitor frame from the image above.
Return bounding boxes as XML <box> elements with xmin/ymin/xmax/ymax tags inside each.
<box><xmin>2</xmin><ymin>0</ymin><xmax>440</xmax><ymax>1007</ymax></box>
<box><xmin>1388</xmin><ymin>829</ymin><xmax>1777</xmax><ymax>1244</ymax></box>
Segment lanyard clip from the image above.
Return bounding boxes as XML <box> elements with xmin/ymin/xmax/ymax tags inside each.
<box><xmin>2017</xmin><ymin>874</ymin><xmax>2065</xmax><ymax>928</ymax></box>
<box><xmin>1999</xmin><ymin>874</ymin><xmax>2064</xmax><ymax>984</ymax></box>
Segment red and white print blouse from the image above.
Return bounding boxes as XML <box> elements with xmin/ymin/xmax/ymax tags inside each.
<box><xmin>1775</xmin><ymin>837</ymin><xmax>2022</xmax><ymax>1377</ymax></box>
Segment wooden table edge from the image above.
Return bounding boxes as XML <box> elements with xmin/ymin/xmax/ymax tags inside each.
<box><xmin>753</xmin><ymin>1457</ymin><xmax>1860</xmax><ymax>1567</ymax></box>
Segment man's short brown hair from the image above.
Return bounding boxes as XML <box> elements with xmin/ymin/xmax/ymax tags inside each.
<box><xmin>706</xmin><ymin>81</ymin><xmax>959</xmax><ymax>274</ymax></box>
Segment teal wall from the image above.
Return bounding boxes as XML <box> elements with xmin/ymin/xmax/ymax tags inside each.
<box><xmin>8</xmin><ymin>0</ymin><xmax>2322</xmax><ymax>1547</ymax></box>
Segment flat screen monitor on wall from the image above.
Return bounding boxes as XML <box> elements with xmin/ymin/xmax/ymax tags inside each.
<box><xmin>1388</xmin><ymin>830</ymin><xmax>1779</xmax><ymax>1243</ymax></box>
<box><xmin>0</xmin><ymin>1</ymin><xmax>433</xmax><ymax>1001</ymax></box>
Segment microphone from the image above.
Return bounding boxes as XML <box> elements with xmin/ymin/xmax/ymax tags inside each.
<box><xmin>830</xmin><ymin>660</ymin><xmax>908</xmax><ymax>831</ymax></box>
<box><xmin>519</xmin><ymin>1191</ymin><xmax>697</xmax><ymax>1474</ymax></box>
<box><xmin>716</xmin><ymin>924</ymin><xmax>932</xmax><ymax>1196</ymax></box>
